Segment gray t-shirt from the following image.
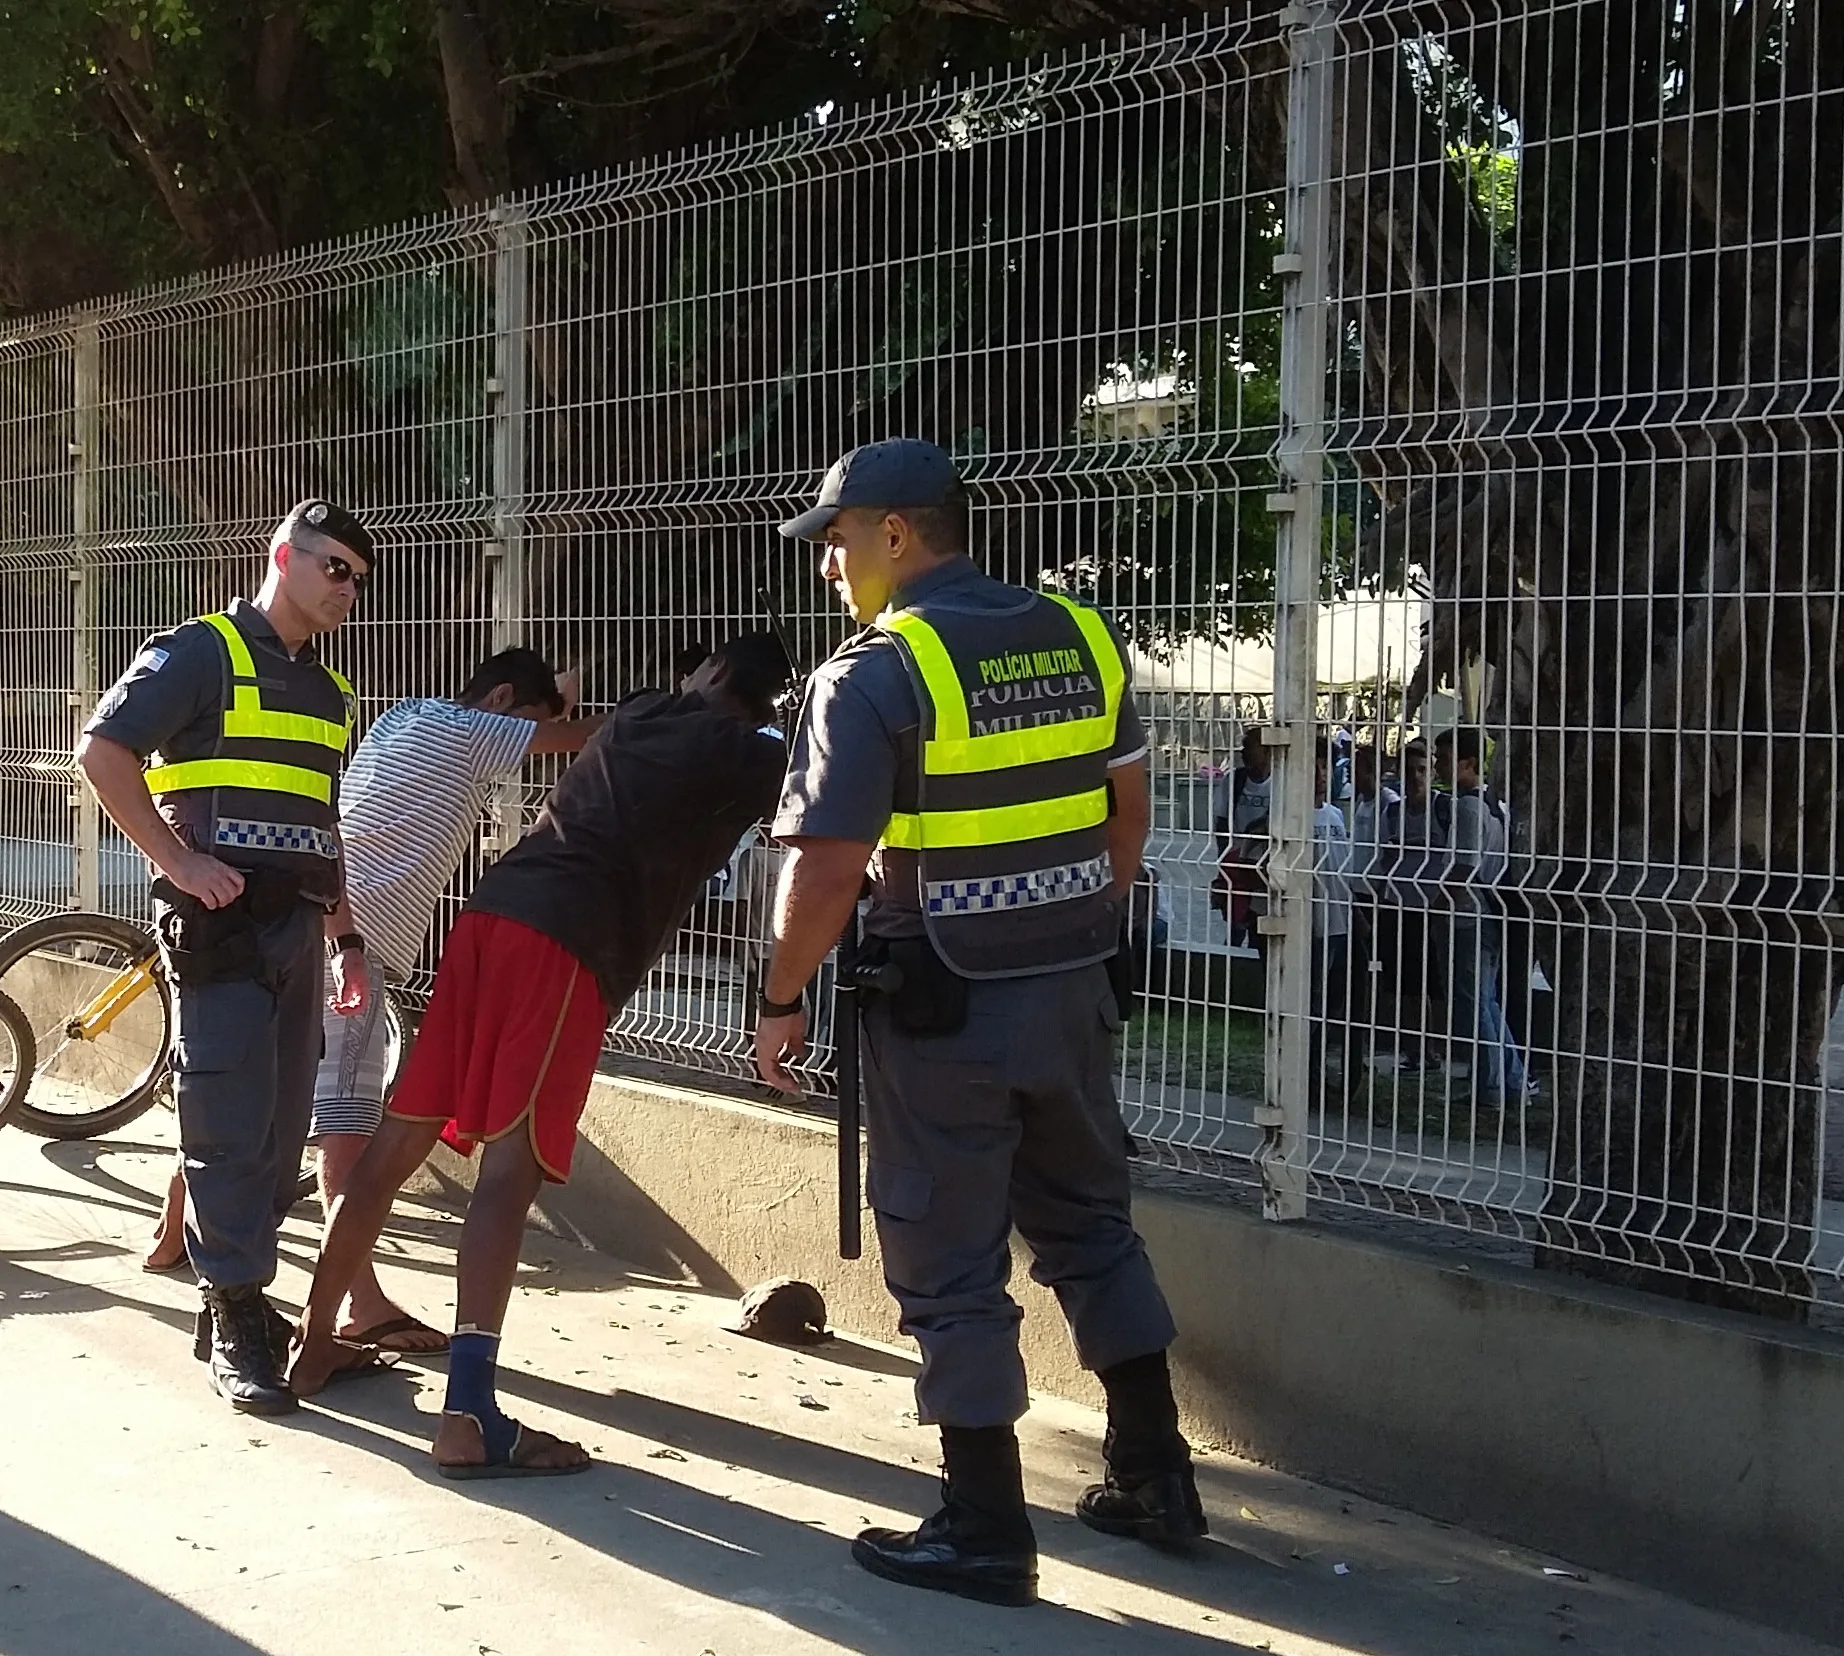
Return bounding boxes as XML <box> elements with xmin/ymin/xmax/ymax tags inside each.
<box><xmin>1449</xmin><ymin>789</ymin><xmax>1508</xmax><ymax>925</ymax></box>
<box><xmin>772</xmin><ymin>558</ymin><xmax>1148</xmax><ymax>938</ymax></box>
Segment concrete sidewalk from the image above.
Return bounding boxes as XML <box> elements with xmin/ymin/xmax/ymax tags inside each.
<box><xmin>0</xmin><ymin>1115</ymin><xmax>1833</xmax><ymax>1656</ymax></box>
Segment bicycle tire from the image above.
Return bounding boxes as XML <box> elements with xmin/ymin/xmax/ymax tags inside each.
<box><xmin>0</xmin><ymin>912</ymin><xmax>173</xmax><ymax>1140</ymax></box>
<box><xmin>0</xmin><ymin>986</ymin><xmax>37</xmax><ymax>1129</ymax></box>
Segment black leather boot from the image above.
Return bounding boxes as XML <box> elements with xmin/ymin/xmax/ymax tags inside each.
<box><xmin>1077</xmin><ymin>1351</ymin><xmax>1207</xmax><ymax>1545</ymax></box>
<box><xmin>200</xmin><ymin>1284</ymin><xmax>297</xmax><ymax>1415</ymax></box>
<box><xmin>852</xmin><ymin>1425</ymin><xmax>1038</xmax><ymax>1607</ymax></box>
<box><xmin>193</xmin><ymin>1295</ymin><xmax>292</xmax><ymax>1372</ymax></box>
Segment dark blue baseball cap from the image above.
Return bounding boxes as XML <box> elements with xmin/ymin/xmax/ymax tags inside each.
<box><xmin>778</xmin><ymin>439</ymin><xmax>962</xmax><ymax>541</ymax></box>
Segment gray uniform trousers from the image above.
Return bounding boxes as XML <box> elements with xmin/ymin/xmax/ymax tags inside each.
<box><xmin>860</xmin><ymin>961</ymin><xmax>1177</xmax><ymax>1428</ymax></box>
<box><xmin>173</xmin><ymin>901</ymin><xmax>324</xmax><ymax>1289</ymax></box>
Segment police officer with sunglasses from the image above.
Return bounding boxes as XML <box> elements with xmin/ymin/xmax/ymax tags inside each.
<box><xmin>78</xmin><ymin>499</ymin><xmax>380</xmax><ymax>1412</ymax></box>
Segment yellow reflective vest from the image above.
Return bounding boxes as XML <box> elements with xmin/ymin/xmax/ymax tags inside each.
<box><xmin>876</xmin><ymin>589</ymin><xmax>1127</xmax><ymax>978</ymax></box>
<box><xmin>143</xmin><ymin>609</ymin><xmax>354</xmax><ymax>877</ymax></box>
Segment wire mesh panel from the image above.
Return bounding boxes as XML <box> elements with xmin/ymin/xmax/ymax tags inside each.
<box><xmin>0</xmin><ymin>335</ymin><xmax>76</xmax><ymax>926</ymax></box>
<box><xmin>1302</xmin><ymin>0</ymin><xmax>1844</xmax><ymax>1318</ymax></box>
<box><xmin>0</xmin><ymin>3</ymin><xmax>1838</xmax><ymax>1318</ymax></box>
<box><xmin>496</xmin><ymin>16</ymin><xmax>1298</xmax><ymax>1097</ymax></box>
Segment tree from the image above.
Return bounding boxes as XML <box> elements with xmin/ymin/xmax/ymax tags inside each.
<box><xmin>1343</xmin><ymin>1</ymin><xmax>1842</xmax><ymax>1317</ymax></box>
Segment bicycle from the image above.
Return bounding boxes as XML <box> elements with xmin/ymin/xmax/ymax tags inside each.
<box><xmin>0</xmin><ymin>987</ymin><xmax>35</xmax><ymax>1130</ymax></box>
<box><xmin>0</xmin><ymin>910</ymin><xmax>408</xmax><ymax>1144</ymax></box>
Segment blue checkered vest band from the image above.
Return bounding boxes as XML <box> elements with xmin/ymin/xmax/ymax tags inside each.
<box><xmin>877</xmin><ymin>587</ymin><xmax>1127</xmax><ymax>979</ymax></box>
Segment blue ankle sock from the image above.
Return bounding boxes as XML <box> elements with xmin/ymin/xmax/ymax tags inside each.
<box><xmin>444</xmin><ymin>1329</ymin><xmax>516</xmax><ymax>1462</ymax></box>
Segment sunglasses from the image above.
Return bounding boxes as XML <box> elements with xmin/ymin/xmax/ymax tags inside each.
<box><xmin>301</xmin><ymin>544</ymin><xmax>371</xmax><ymax>591</ymax></box>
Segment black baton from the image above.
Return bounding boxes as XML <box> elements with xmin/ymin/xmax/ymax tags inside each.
<box><xmin>834</xmin><ymin>909</ymin><xmax>863</xmax><ymax>1260</ymax></box>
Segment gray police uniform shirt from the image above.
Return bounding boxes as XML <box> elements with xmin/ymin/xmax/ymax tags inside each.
<box><xmin>84</xmin><ymin>598</ymin><xmax>346</xmax><ymax>907</ymax></box>
<box><xmin>772</xmin><ymin>558</ymin><xmax>1150</xmax><ymax>943</ymax></box>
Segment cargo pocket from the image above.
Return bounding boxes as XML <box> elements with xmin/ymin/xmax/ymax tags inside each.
<box><xmin>866</xmin><ymin>1158</ymin><xmax>934</xmax><ymax>1223</ymax></box>
<box><xmin>171</xmin><ymin>1024</ymin><xmax>252</xmax><ymax>1076</ymax></box>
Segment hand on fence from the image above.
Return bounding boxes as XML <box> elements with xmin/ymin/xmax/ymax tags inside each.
<box><xmin>555</xmin><ymin>668</ymin><xmax>582</xmax><ymax>719</ymax></box>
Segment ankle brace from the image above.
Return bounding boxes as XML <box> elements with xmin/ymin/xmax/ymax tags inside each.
<box><xmin>444</xmin><ymin>1327</ymin><xmax>516</xmax><ymax>1462</ymax></box>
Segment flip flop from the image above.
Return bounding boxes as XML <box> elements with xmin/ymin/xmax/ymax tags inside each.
<box><xmin>315</xmin><ymin>1342</ymin><xmax>402</xmax><ymax>1387</ymax></box>
<box><xmin>437</xmin><ymin>1422</ymin><xmax>591</xmax><ymax>1481</ymax></box>
<box><xmin>342</xmin><ymin>1314</ymin><xmax>451</xmax><ymax>1354</ymax></box>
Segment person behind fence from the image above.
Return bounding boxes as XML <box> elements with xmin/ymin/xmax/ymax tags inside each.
<box><xmin>141</xmin><ymin>647</ymin><xmax>606</xmax><ymax>1356</ymax></box>
<box><xmin>755</xmin><ymin>438</ymin><xmax>1204</xmax><ymax>1610</ymax></box>
<box><xmin>1371</xmin><ymin>736</ymin><xmax>1444</xmax><ymax>1069</ymax></box>
<box><xmin>1312</xmin><ymin>744</ymin><xmax>1353</xmax><ymax>1082</ymax></box>
<box><xmin>286</xmin><ymin>634</ymin><xmax>790</xmax><ymax>1477</ymax></box>
<box><xmin>1124</xmin><ymin>860</ymin><xmax>1170</xmax><ymax>994</ymax></box>
<box><xmin>1213</xmin><ymin>728</ymin><xmax>1272</xmax><ymax>950</ymax></box>
<box><xmin>1433</xmin><ymin>727</ymin><xmax>1528</xmax><ymax>1103</ymax></box>
<box><xmin>75</xmin><ymin>500</ymin><xmax>387</xmax><ymax>1414</ymax></box>
<box><xmin>1345</xmin><ymin>741</ymin><xmax>1399</xmax><ymax>1052</ymax></box>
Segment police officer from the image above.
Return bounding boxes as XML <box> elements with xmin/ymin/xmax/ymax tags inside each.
<box><xmin>78</xmin><ymin>500</ymin><xmax>377</xmax><ymax>1414</ymax></box>
<box><xmin>755</xmin><ymin>441</ymin><xmax>1205</xmax><ymax>1607</ymax></box>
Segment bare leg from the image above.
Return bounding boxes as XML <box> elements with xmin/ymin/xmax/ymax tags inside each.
<box><xmin>431</xmin><ymin>1129</ymin><xmax>586</xmax><ymax>1473</ymax></box>
<box><xmin>289</xmin><ymin>1116</ymin><xmax>442</xmax><ymax>1395</ymax></box>
<box><xmin>142</xmin><ymin>1159</ymin><xmax>188</xmax><ymax>1271</ymax></box>
<box><xmin>318</xmin><ymin>1132</ymin><xmax>446</xmax><ymax>1348</ymax></box>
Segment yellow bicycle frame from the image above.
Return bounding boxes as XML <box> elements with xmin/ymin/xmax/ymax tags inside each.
<box><xmin>68</xmin><ymin>953</ymin><xmax>159</xmax><ymax>1042</ymax></box>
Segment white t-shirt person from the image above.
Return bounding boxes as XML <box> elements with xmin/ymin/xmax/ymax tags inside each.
<box><xmin>1312</xmin><ymin>798</ymin><xmax>1352</xmax><ymax>939</ymax></box>
<box><xmin>339</xmin><ymin>699</ymin><xmax>551</xmax><ymax>980</ymax></box>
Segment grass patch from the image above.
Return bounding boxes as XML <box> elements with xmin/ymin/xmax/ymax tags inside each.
<box><xmin>1122</xmin><ymin>1007</ymin><xmax>1266</xmax><ymax>1097</ymax></box>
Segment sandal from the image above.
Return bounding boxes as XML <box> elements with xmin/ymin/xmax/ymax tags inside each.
<box><xmin>437</xmin><ymin>1418</ymin><xmax>590</xmax><ymax>1481</ymax></box>
<box><xmin>342</xmin><ymin>1314</ymin><xmax>450</xmax><ymax>1354</ymax></box>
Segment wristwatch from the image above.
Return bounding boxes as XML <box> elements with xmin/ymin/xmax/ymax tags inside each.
<box><xmin>327</xmin><ymin>932</ymin><xmax>366</xmax><ymax>958</ymax></box>
<box><xmin>756</xmin><ymin>989</ymin><xmax>804</xmax><ymax>1018</ymax></box>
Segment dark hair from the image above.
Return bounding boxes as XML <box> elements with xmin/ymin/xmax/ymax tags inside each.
<box><xmin>1403</xmin><ymin>737</ymin><xmax>1429</xmax><ymax>761</ymax></box>
<box><xmin>710</xmin><ymin>631</ymin><xmax>793</xmax><ymax>722</ymax></box>
<box><xmin>897</xmin><ymin>477</ymin><xmax>971</xmax><ymax>558</ymax></box>
<box><xmin>1435</xmin><ymin>726</ymin><xmax>1485</xmax><ymax>764</ymax></box>
<box><xmin>459</xmin><ymin>647</ymin><xmax>563</xmax><ymax>716</ymax></box>
<box><xmin>674</xmin><ymin>639</ymin><xmax>712</xmax><ymax>680</ymax></box>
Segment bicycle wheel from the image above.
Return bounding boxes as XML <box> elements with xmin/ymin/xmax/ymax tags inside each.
<box><xmin>0</xmin><ymin>912</ymin><xmax>173</xmax><ymax>1140</ymax></box>
<box><xmin>0</xmin><ymin>987</ymin><xmax>36</xmax><ymax>1129</ymax></box>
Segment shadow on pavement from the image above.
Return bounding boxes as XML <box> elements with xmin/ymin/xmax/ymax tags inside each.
<box><xmin>0</xmin><ymin>1514</ymin><xmax>273</xmax><ymax>1656</ymax></box>
<box><xmin>294</xmin><ymin>1395</ymin><xmax>1256</xmax><ymax>1656</ymax></box>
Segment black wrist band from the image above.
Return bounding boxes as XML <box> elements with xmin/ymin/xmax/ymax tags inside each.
<box><xmin>328</xmin><ymin>932</ymin><xmax>365</xmax><ymax>957</ymax></box>
<box><xmin>757</xmin><ymin>989</ymin><xmax>804</xmax><ymax>1018</ymax></box>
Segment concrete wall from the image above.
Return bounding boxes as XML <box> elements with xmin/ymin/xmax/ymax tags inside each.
<box><xmin>414</xmin><ymin>1068</ymin><xmax>1844</xmax><ymax>1646</ymax></box>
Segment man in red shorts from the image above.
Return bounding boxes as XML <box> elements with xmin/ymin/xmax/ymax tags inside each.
<box><xmin>287</xmin><ymin>634</ymin><xmax>790</xmax><ymax>1475</ymax></box>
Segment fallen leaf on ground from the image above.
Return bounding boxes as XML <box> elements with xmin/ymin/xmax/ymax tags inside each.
<box><xmin>1239</xmin><ymin>1506</ymin><xmax>1262</xmax><ymax>1522</ymax></box>
<box><xmin>648</xmin><ymin>1448</ymin><xmax>688</xmax><ymax>1461</ymax></box>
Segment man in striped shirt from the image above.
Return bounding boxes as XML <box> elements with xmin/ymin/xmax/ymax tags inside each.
<box><xmin>146</xmin><ymin>648</ymin><xmax>602</xmax><ymax>1352</ymax></box>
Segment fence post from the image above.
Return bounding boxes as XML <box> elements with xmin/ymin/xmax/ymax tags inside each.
<box><xmin>71</xmin><ymin>317</ymin><xmax>102</xmax><ymax>913</ymax></box>
<box><xmin>486</xmin><ymin>203</ymin><xmax>529</xmax><ymax>854</ymax></box>
<box><xmin>1258</xmin><ymin>1</ymin><xmax>1335</xmax><ymax>1222</ymax></box>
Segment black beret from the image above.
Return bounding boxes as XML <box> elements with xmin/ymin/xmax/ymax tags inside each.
<box><xmin>281</xmin><ymin>499</ymin><xmax>376</xmax><ymax>570</ymax></box>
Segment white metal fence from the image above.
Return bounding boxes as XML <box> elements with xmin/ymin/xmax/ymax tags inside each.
<box><xmin>0</xmin><ymin>2</ymin><xmax>1837</xmax><ymax>1317</ymax></box>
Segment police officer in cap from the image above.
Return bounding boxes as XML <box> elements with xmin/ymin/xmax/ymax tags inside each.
<box><xmin>79</xmin><ymin>500</ymin><xmax>380</xmax><ymax>1413</ymax></box>
<box><xmin>755</xmin><ymin>440</ymin><xmax>1205</xmax><ymax>1607</ymax></box>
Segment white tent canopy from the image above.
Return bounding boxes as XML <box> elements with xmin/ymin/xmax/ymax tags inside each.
<box><xmin>1126</xmin><ymin>595</ymin><xmax>1424</xmax><ymax>697</ymax></box>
